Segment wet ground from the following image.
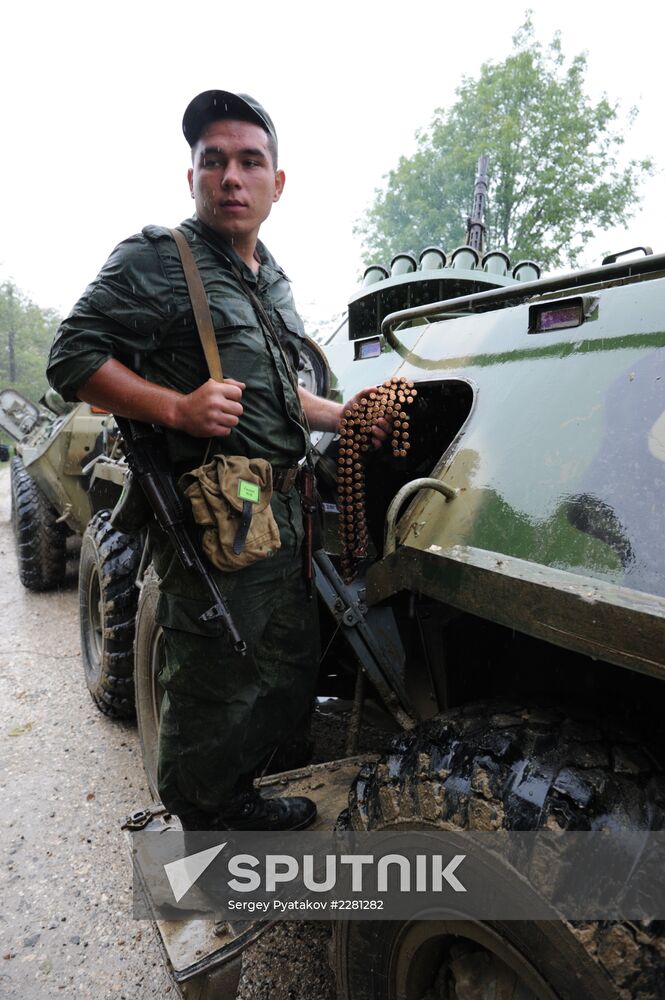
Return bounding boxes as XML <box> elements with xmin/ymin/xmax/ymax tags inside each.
<box><xmin>0</xmin><ymin>466</ymin><xmax>336</xmax><ymax>1000</ymax></box>
<box><xmin>0</xmin><ymin>465</ymin><xmax>177</xmax><ymax>997</ymax></box>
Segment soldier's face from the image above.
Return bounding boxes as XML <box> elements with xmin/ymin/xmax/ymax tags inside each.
<box><xmin>188</xmin><ymin>119</ymin><xmax>285</xmax><ymax>247</ymax></box>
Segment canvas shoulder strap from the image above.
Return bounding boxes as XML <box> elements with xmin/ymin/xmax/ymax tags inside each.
<box><xmin>170</xmin><ymin>228</ymin><xmax>224</xmax><ymax>382</ymax></box>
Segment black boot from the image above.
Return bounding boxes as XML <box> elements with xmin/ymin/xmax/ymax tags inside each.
<box><xmin>217</xmin><ymin>790</ymin><xmax>317</xmax><ymax>831</ymax></box>
<box><xmin>178</xmin><ymin>791</ymin><xmax>317</xmax><ymax>832</ymax></box>
<box><xmin>178</xmin><ymin>784</ymin><xmax>318</xmax><ymax>832</ymax></box>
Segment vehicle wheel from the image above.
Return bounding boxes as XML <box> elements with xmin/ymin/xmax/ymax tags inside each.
<box><xmin>335</xmin><ymin>701</ymin><xmax>665</xmax><ymax>1000</ymax></box>
<box><xmin>78</xmin><ymin>509</ymin><xmax>141</xmax><ymax>718</ymax></box>
<box><xmin>10</xmin><ymin>457</ymin><xmax>18</xmax><ymax>533</ymax></box>
<box><xmin>134</xmin><ymin>565</ymin><xmax>164</xmax><ymax>799</ymax></box>
<box><xmin>298</xmin><ymin>335</ymin><xmax>332</xmax><ymax>398</ymax></box>
<box><xmin>10</xmin><ymin>455</ymin><xmax>68</xmax><ymax>591</ymax></box>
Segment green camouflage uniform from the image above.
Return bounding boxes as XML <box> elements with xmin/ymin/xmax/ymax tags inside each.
<box><xmin>48</xmin><ymin>217</ymin><xmax>319</xmax><ymax>817</ymax></box>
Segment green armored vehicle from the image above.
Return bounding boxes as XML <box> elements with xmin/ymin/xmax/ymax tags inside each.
<box><xmin>1</xmin><ymin>385</ymin><xmax>150</xmax><ymax>718</ymax></box>
<box><xmin>112</xmin><ymin>236</ymin><xmax>665</xmax><ymax>1000</ymax></box>
<box><xmin>1</xmin><ymin>388</ymin><xmax>112</xmax><ymax>591</ymax></box>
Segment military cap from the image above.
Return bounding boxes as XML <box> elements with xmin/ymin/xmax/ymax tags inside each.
<box><xmin>182</xmin><ymin>90</ymin><xmax>278</xmax><ymax>156</ymax></box>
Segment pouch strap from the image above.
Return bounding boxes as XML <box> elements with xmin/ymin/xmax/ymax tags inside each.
<box><xmin>170</xmin><ymin>228</ymin><xmax>224</xmax><ymax>382</ymax></box>
<box><xmin>233</xmin><ymin>500</ymin><xmax>254</xmax><ymax>555</ymax></box>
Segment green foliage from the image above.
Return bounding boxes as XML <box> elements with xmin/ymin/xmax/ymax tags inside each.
<box><xmin>0</xmin><ymin>280</ymin><xmax>60</xmax><ymax>404</ymax></box>
<box><xmin>356</xmin><ymin>16</ymin><xmax>653</xmax><ymax>271</ymax></box>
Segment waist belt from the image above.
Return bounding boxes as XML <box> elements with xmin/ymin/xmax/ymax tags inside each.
<box><xmin>273</xmin><ymin>465</ymin><xmax>300</xmax><ymax>494</ymax></box>
<box><xmin>175</xmin><ymin>461</ymin><xmax>300</xmax><ymax>495</ymax></box>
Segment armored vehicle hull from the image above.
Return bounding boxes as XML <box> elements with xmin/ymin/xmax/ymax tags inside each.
<box><xmin>2</xmin><ymin>389</ymin><xmax>112</xmax><ymax>590</ymax></box>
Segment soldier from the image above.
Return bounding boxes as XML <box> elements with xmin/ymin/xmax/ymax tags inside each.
<box><xmin>47</xmin><ymin>90</ymin><xmax>388</xmax><ymax>831</ymax></box>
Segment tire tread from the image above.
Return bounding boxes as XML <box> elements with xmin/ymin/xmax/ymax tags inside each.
<box><xmin>10</xmin><ymin>456</ymin><xmax>68</xmax><ymax>591</ymax></box>
<box><xmin>79</xmin><ymin>509</ymin><xmax>141</xmax><ymax>718</ymax></box>
<box><xmin>342</xmin><ymin>701</ymin><xmax>665</xmax><ymax>1000</ymax></box>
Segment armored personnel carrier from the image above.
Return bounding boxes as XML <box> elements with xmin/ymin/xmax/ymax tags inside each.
<box><xmin>112</xmin><ymin>235</ymin><xmax>664</xmax><ymax>999</ymax></box>
<box><xmin>1</xmin><ymin>388</ymin><xmax>144</xmax><ymax>721</ymax></box>
<box><xmin>1</xmin><ymin>388</ymin><xmax>112</xmax><ymax>591</ymax></box>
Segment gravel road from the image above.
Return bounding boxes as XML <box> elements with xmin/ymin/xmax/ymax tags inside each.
<box><xmin>0</xmin><ymin>464</ymin><xmax>177</xmax><ymax>997</ymax></box>
<box><xmin>0</xmin><ymin>465</ymin><xmax>336</xmax><ymax>1000</ymax></box>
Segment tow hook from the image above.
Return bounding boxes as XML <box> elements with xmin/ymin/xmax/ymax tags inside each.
<box><xmin>121</xmin><ymin>807</ymin><xmax>161</xmax><ymax>831</ymax></box>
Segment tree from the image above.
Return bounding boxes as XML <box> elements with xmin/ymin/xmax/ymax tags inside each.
<box><xmin>356</xmin><ymin>17</ymin><xmax>653</xmax><ymax>271</ymax></box>
<box><xmin>0</xmin><ymin>281</ymin><xmax>61</xmax><ymax>404</ymax></box>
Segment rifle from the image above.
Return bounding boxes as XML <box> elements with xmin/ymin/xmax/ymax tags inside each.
<box><xmin>114</xmin><ymin>415</ymin><xmax>247</xmax><ymax>655</ymax></box>
<box><xmin>299</xmin><ymin>463</ymin><xmax>316</xmax><ymax>598</ymax></box>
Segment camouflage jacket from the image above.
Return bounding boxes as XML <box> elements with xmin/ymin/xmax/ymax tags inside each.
<box><xmin>47</xmin><ymin>217</ymin><xmax>309</xmax><ymax>470</ymax></box>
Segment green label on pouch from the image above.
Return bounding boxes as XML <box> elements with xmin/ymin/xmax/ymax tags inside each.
<box><xmin>238</xmin><ymin>480</ymin><xmax>261</xmax><ymax>503</ymax></box>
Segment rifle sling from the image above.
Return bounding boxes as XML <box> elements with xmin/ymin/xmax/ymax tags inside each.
<box><xmin>229</xmin><ymin>262</ymin><xmax>313</xmax><ymax>445</ymax></box>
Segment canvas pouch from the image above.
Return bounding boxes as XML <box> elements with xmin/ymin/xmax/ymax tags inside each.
<box><xmin>179</xmin><ymin>453</ymin><xmax>281</xmax><ymax>572</ymax></box>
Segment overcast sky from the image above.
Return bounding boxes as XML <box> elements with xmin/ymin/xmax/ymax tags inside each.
<box><xmin>1</xmin><ymin>1</ymin><xmax>662</xmax><ymax>335</ymax></box>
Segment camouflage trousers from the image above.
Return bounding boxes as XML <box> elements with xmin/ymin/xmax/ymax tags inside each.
<box><xmin>151</xmin><ymin>503</ymin><xmax>319</xmax><ymax>818</ymax></box>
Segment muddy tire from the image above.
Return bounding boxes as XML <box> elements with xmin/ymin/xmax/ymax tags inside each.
<box><xmin>336</xmin><ymin>701</ymin><xmax>665</xmax><ymax>1000</ymax></box>
<box><xmin>10</xmin><ymin>455</ymin><xmax>68</xmax><ymax>591</ymax></box>
<box><xmin>134</xmin><ymin>565</ymin><xmax>164</xmax><ymax>799</ymax></box>
<box><xmin>10</xmin><ymin>457</ymin><xmax>18</xmax><ymax>534</ymax></box>
<box><xmin>79</xmin><ymin>510</ymin><xmax>141</xmax><ymax>718</ymax></box>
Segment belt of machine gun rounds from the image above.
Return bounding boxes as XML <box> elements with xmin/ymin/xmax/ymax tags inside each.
<box><xmin>337</xmin><ymin>376</ymin><xmax>417</xmax><ymax>582</ymax></box>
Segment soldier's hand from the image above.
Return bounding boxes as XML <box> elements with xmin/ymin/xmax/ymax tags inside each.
<box><xmin>343</xmin><ymin>386</ymin><xmax>392</xmax><ymax>449</ymax></box>
<box><xmin>174</xmin><ymin>378</ymin><xmax>245</xmax><ymax>437</ymax></box>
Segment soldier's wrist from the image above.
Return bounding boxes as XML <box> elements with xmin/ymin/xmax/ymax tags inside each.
<box><xmin>165</xmin><ymin>390</ymin><xmax>188</xmax><ymax>432</ymax></box>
